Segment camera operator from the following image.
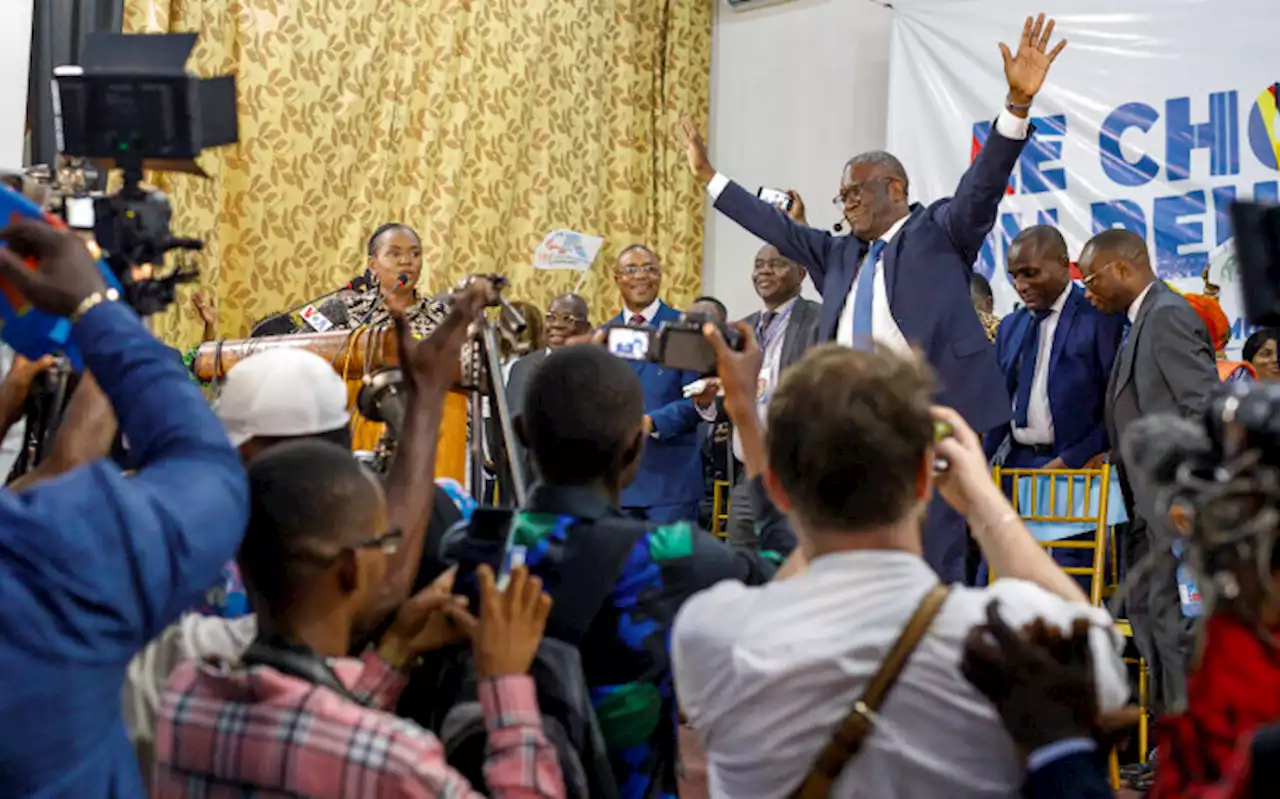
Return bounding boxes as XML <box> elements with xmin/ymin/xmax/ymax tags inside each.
<box><xmin>434</xmin><ymin>322</ymin><xmax>795</xmax><ymax>798</ymax></box>
<box><xmin>0</xmin><ymin>221</ymin><xmax>249</xmax><ymax>795</ymax></box>
<box><xmin>1118</xmin><ymin>384</ymin><xmax>1280</xmax><ymax>798</ymax></box>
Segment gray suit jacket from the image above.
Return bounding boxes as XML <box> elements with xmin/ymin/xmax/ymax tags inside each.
<box><xmin>1107</xmin><ymin>281</ymin><xmax>1219</xmax><ymax>516</ymax></box>
<box><xmin>742</xmin><ymin>296</ymin><xmax>823</xmax><ymax>373</ymax></box>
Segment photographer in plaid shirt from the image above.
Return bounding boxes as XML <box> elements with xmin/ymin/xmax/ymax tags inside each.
<box><xmin>152</xmin><ymin>438</ymin><xmax>565</xmax><ymax>798</ymax></box>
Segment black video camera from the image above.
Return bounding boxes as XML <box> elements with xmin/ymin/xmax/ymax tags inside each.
<box><xmin>605</xmin><ymin>312</ymin><xmax>743</xmax><ymax>375</ymax></box>
<box><xmin>52</xmin><ymin>32</ymin><xmax>238</xmax><ymax>315</ymax></box>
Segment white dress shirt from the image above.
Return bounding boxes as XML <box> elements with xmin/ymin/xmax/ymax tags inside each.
<box><xmin>735</xmin><ymin>296</ymin><xmax>797</xmax><ymax>461</ymax></box>
<box><xmin>705</xmin><ymin>110</ymin><xmax>1029</xmax><ymax>357</ymax></box>
<box><xmin>672</xmin><ymin>551</ymin><xmax>1127</xmax><ymax>799</ymax></box>
<box><xmin>833</xmin><ymin>214</ymin><xmax>912</xmax><ymax>352</ymax></box>
<box><xmin>1128</xmin><ymin>281</ymin><xmax>1156</xmax><ymax>324</ymax></box>
<box><xmin>622</xmin><ymin>298</ymin><xmax>662</xmax><ymax>324</ymax></box>
<box><xmin>1012</xmin><ymin>284</ymin><xmax>1072</xmax><ymax>446</ymax></box>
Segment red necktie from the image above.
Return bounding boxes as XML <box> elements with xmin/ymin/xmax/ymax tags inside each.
<box><xmin>630</xmin><ymin>314</ymin><xmax>646</xmax><ymax>325</ymax></box>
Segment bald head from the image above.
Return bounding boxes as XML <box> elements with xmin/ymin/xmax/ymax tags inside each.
<box><xmin>546</xmin><ymin>292</ymin><xmax>592</xmax><ymax>346</ymax></box>
<box><xmin>1007</xmin><ymin>225</ymin><xmax>1071</xmax><ymax>312</ymax></box>
<box><xmin>1078</xmin><ymin>229</ymin><xmax>1154</xmax><ymax>314</ymax></box>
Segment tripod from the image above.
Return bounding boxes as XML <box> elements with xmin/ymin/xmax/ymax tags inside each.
<box><xmin>467</xmin><ymin>289</ymin><xmax>528</xmax><ymax>508</ymax></box>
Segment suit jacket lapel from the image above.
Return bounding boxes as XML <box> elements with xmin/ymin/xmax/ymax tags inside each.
<box><xmin>1046</xmin><ymin>288</ymin><xmax>1081</xmax><ymax>393</ymax></box>
<box><xmin>883</xmin><ymin>205</ymin><xmax>922</xmax><ymax>303</ymax></box>
<box><xmin>1111</xmin><ymin>283</ymin><xmax>1162</xmax><ymax>400</ymax></box>
<box><xmin>821</xmin><ymin>239</ymin><xmax>867</xmax><ymax>340</ymax></box>
<box><xmin>779</xmin><ymin>299</ymin><xmax>810</xmax><ymax>368</ymax></box>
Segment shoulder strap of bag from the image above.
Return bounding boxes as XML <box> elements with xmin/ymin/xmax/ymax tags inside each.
<box><xmin>789</xmin><ymin>583</ymin><xmax>952</xmax><ymax>799</ymax></box>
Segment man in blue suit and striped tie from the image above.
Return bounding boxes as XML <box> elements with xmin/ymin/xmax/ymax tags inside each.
<box><xmin>681</xmin><ymin>14</ymin><xmax>1068</xmax><ymax>582</ymax></box>
<box><xmin>610</xmin><ymin>244</ymin><xmax>705</xmax><ymax>524</ymax></box>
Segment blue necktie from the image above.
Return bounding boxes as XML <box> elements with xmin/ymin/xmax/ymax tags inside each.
<box><xmin>851</xmin><ymin>240</ymin><xmax>886</xmax><ymax>349</ymax></box>
<box><xmin>1013</xmin><ymin>309</ymin><xmax>1052</xmax><ymax>428</ymax></box>
<box><xmin>1121</xmin><ymin>319</ymin><xmax>1132</xmax><ymax>347</ymax></box>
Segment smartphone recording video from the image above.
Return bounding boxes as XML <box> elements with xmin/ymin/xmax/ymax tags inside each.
<box><xmin>757</xmin><ymin>187</ymin><xmax>794</xmax><ymax>213</ymax></box>
<box><xmin>607</xmin><ymin>326</ymin><xmax>652</xmax><ymax>361</ymax></box>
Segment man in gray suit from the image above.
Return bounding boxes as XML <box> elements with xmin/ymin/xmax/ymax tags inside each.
<box><xmin>700</xmin><ymin>244</ymin><xmax>822</xmax><ymax>544</ymax></box>
<box><xmin>1078</xmin><ymin>228</ymin><xmax>1219</xmax><ymax>713</ymax></box>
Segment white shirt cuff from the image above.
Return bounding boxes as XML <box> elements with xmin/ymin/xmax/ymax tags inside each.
<box><xmin>706</xmin><ymin>172</ymin><xmax>730</xmax><ymax>201</ymax></box>
<box><xmin>994</xmin><ymin>108</ymin><xmax>1031</xmax><ymax>140</ymax></box>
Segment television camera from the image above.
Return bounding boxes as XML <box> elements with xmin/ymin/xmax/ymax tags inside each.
<box><xmin>0</xmin><ymin>32</ymin><xmax>236</xmax><ymax>478</ymax></box>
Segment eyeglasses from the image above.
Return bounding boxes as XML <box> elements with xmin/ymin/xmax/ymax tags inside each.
<box><xmin>1080</xmin><ymin>260</ymin><xmax>1119</xmax><ymax>287</ymax></box>
<box><xmin>753</xmin><ymin>259</ymin><xmax>795</xmax><ymax>274</ymax></box>
<box><xmin>545</xmin><ymin>312</ymin><xmax>585</xmax><ymax>325</ymax></box>
<box><xmin>290</xmin><ymin>528</ymin><xmax>404</xmax><ymax>565</ymax></box>
<box><xmin>832</xmin><ymin>177</ymin><xmax>895</xmax><ymax>207</ymax></box>
<box><xmin>616</xmin><ymin>264</ymin><xmax>660</xmax><ymax>278</ymax></box>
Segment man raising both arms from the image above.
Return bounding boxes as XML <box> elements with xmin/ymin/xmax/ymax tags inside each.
<box><xmin>681</xmin><ymin>13</ymin><xmax>1067</xmax><ymax>583</ymax></box>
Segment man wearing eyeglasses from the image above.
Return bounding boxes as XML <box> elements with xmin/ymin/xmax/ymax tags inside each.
<box><xmin>124</xmin><ymin>287</ymin><xmax>492</xmax><ymax>778</ymax></box>
<box><xmin>609</xmin><ymin>244</ymin><xmax>705</xmax><ymax>525</ymax></box>
<box><xmin>682</xmin><ymin>14</ymin><xmax>1067</xmax><ymax>583</ymax></box>
<box><xmin>504</xmin><ymin>293</ymin><xmax>593</xmax><ymax>487</ymax></box>
<box><xmin>1078</xmin><ymin>227</ymin><xmax>1218</xmax><ymax>715</ymax></box>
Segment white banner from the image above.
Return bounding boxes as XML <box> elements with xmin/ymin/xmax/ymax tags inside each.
<box><xmin>887</xmin><ymin>0</ymin><xmax>1279</xmax><ymax>356</ymax></box>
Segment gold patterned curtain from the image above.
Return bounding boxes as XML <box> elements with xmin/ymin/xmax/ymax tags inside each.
<box><xmin>123</xmin><ymin>0</ymin><xmax>711</xmax><ymax>347</ymax></box>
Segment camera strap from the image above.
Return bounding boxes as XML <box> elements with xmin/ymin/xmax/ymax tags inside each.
<box><xmin>239</xmin><ymin>634</ymin><xmax>368</xmax><ymax>707</ymax></box>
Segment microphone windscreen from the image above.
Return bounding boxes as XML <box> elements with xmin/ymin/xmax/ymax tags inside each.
<box><xmin>1120</xmin><ymin>413</ymin><xmax>1212</xmax><ymax>487</ymax></box>
<box><xmin>396</xmin><ymin>272</ymin><xmax>410</xmax><ymax>287</ymax></box>
<box><xmin>318</xmin><ymin>296</ymin><xmax>350</xmax><ymax>327</ymax></box>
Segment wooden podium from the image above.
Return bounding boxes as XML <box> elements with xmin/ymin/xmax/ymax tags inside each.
<box><xmin>192</xmin><ymin>328</ymin><xmax>468</xmax><ymax>484</ymax></box>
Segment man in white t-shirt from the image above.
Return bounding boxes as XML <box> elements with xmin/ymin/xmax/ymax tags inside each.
<box><xmin>671</xmin><ymin>344</ymin><xmax>1128</xmax><ymax>798</ymax></box>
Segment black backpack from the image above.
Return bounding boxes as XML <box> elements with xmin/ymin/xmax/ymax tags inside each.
<box><xmin>398</xmin><ymin>510</ymin><xmax>649</xmax><ymax>799</ymax></box>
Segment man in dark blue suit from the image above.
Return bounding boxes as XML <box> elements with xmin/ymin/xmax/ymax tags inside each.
<box><xmin>984</xmin><ymin>226</ymin><xmax>1125</xmax><ymax>471</ymax></box>
<box><xmin>983</xmin><ymin>226</ymin><xmax>1125</xmax><ymax>580</ymax></box>
<box><xmin>610</xmin><ymin>244</ymin><xmax>705</xmax><ymax>524</ymax></box>
<box><xmin>682</xmin><ymin>14</ymin><xmax>1068</xmax><ymax>582</ymax></box>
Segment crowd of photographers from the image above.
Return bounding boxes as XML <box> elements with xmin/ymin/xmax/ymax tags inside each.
<box><xmin>2</xmin><ymin>187</ymin><xmax>1280</xmax><ymax>797</ymax></box>
<box><xmin>0</xmin><ymin>220</ymin><xmax>1226</xmax><ymax>799</ymax></box>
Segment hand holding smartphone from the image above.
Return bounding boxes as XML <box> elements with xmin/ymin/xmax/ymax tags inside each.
<box><xmin>757</xmin><ymin>187</ymin><xmax>794</xmax><ymax>213</ymax></box>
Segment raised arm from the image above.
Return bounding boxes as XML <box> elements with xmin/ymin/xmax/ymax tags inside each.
<box><xmin>370</xmin><ymin>280</ymin><xmax>490</xmax><ymax>621</ymax></box>
<box><xmin>0</xmin><ymin>221</ymin><xmax>247</xmax><ymax>655</ymax></box>
<box><xmin>681</xmin><ymin>117</ymin><xmax>839</xmax><ymax>290</ymax></box>
<box><xmin>940</xmin><ymin>14</ymin><xmax>1066</xmax><ymax>262</ymax></box>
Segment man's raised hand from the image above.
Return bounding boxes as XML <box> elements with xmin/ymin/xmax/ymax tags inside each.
<box><xmin>999</xmin><ymin>13</ymin><xmax>1067</xmax><ymax>110</ymax></box>
<box><xmin>681</xmin><ymin>117</ymin><xmax>716</xmax><ymax>185</ymax></box>
<box><xmin>391</xmin><ymin>276</ymin><xmax>490</xmax><ymax>400</ymax></box>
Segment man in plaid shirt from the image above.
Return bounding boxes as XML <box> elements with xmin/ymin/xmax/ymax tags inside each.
<box><xmin>153</xmin><ymin>438</ymin><xmax>564</xmax><ymax>797</ymax></box>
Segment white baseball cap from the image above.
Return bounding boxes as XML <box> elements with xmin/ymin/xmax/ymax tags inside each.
<box><xmin>216</xmin><ymin>348</ymin><xmax>351</xmax><ymax>447</ymax></box>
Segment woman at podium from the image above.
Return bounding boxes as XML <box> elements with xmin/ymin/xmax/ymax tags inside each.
<box><xmin>339</xmin><ymin>223</ymin><xmax>448</xmax><ymax>338</ymax></box>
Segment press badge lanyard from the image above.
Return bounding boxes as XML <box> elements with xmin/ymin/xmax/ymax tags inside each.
<box><xmin>756</xmin><ymin>300</ymin><xmax>797</xmax><ymax>354</ymax></box>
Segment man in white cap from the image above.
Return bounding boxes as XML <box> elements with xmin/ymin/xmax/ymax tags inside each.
<box><xmin>123</xmin><ymin>348</ymin><xmax>353</xmax><ymax>774</ymax></box>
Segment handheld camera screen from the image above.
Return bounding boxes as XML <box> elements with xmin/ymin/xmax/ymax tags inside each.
<box><xmin>607</xmin><ymin>326</ymin><xmax>652</xmax><ymax>361</ymax></box>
